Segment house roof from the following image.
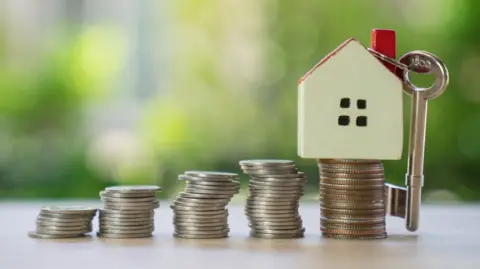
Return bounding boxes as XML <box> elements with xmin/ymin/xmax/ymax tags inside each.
<box><xmin>298</xmin><ymin>38</ymin><xmax>359</xmax><ymax>85</ymax></box>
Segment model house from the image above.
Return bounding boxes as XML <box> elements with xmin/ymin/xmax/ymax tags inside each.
<box><xmin>298</xmin><ymin>38</ymin><xmax>403</xmax><ymax>160</ymax></box>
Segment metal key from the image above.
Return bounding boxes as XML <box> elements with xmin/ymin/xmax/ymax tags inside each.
<box><xmin>386</xmin><ymin>51</ymin><xmax>449</xmax><ymax>231</ymax></box>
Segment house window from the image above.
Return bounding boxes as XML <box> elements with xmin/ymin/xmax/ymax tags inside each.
<box><xmin>356</xmin><ymin>116</ymin><xmax>367</xmax><ymax>127</ymax></box>
<box><xmin>338</xmin><ymin>115</ymin><xmax>350</xmax><ymax>126</ymax></box>
<box><xmin>340</xmin><ymin>98</ymin><xmax>350</xmax><ymax>108</ymax></box>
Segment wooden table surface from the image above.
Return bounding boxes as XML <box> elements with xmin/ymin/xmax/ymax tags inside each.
<box><xmin>1</xmin><ymin>201</ymin><xmax>479</xmax><ymax>269</ymax></box>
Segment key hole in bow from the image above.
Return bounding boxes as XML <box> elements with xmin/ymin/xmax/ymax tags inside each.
<box><xmin>406</xmin><ymin>72</ymin><xmax>436</xmax><ymax>90</ymax></box>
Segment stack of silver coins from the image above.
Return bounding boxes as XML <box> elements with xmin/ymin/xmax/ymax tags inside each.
<box><xmin>98</xmin><ymin>185</ymin><xmax>161</xmax><ymax>239</ymax></box>
<box><xmin>318</xmin><ymin>159</ymin><xmax>386</xmax><ymax>240</ymax></box>
<box><xmin>240</xmin><ymin>160</ymin><xmax>306</xmax><ymax>239</ymax></box>
<box><xmin>171</xmin><ymin>171</ymin><xmax>240</xmax><ymax>239</ymax></box>
<box><xmin>28</xmin><ymin>206</ymin><xmax>97</xmax><ymax>239</ymax></box>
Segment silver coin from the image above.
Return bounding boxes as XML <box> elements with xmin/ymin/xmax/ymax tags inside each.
<box><xmin>249</xmin><ymin>180</ymin><xmax>305</xmax><ymax>188</ymax></box>
<box><xmin>104</xmin><ymin>185</ymin><xmax>161</xmax><ymax>193</ymax></box>
<box><xmin>184</xmin><ymin>171</ymin><xmax>239</xmax><ymax>179</ymax></box>
<box><xmin>247</xmin><ymin>198</ymin><xmax>301</xmax><ymax>204</ymax></box>
<box><xmin>247</xmin><ymin>215</ymin><xmax>301</xmax><ymax>221</ymax></box>
<box><xmin>174</xmin><ymin>225</ymin><xmax>228</xmax><ymax>232</ymax></box>
<box><xmin>179</xmin><ymin>175</ymin><xmax>236</xmax><ymax>183</ymax></box>
<box><xmin>246</xmin><ymin>201</ymin><xmax>299</xmax><ymax>208</ymax></box>
<box><xmin>101</xmin><ymin>196</ymin><xmax>158</xmax><ymax>203</ymax></box>
<box><xmin>185</xmin><ymin>184</ymin><xmax>240</xmax><ymax>192</ymax></box>
<box><xmin>99</xmin><ymin>215</ymin><xmax>152</xmax><ymax>222</ymax></box>
<box><xmin>174</xmin><ymin>216</ymin><xmax>227</xmax><ymax>223</ymax></box>
<box><xmin>249</xmin><ymin>185</ymin><xmax>304</xmax><ymax>194</ymax></box>
<box><xmin>37</xmin><ymin>212</ymin><xmax>95</xmax><ymax>219</ymax></box>
<box><xmin>100</xmin><ymin>218</ymin><xmax>154</xmax><ymax>225</ymax></box>
<box><xmin>174</xmin><ymin>197</ymin><xmax>231</xmax><ymax>205</ymax></box>
<box><xmin>35</xmin><ymin>228</ymin><xmax>91</xmax><ymax>235</ymax></box>
<box><xmin>179</xmin><ymin>192</ymin><xmax>232</xmax><ymax>199</ymax></box>
<box><xmin>321</xmin><ymin>233</ymin><xmax>387</xmax><ymax>240</ymax></box>
<box><xmin>36</xmin><ymin>216</ymin><xmax>92</xmax><ymax>223</ymax></box>
<box><xmin>239</xmin><ymin>159</ymin><xmax>295</xmax><ymax>167</ymax></box>
<box><xmin>250</xmin><ymin>231</ymin><xmax>304</xmax><ymax>239</ymax></box>
<box><xmin>170</xmin><ymin>204</ymin><xmax>225</xmax><ymax>212</ymax></box>
<box><xmin>100</xmin><ymin>223</ymin><xmax>153</xmax><ymax>229</ymax></box>
<box><xmin>100</xmin><ymin>191</ymin><xmax>157</xmax><ymax>198</ymax></box>
<box><xmin>320</xmin><ymin>217</ymin><xmax>385</xmax><ymax>225</ymax></box>
<box><xmin>246</xmin><ymin>198</ymin><xmax>299</xmax><ymax>205</ymax></box>
<box><xmin>252</xmin><ymin>172</ymin><xmax>306</xmax><ymax>179</ymax></box>
<box><xmin>174</xmin><ymin>221</ymin><xmax>226</xmax><ymax>227</ymax></box>
<box><xmin>173</xmin><ymin>212</ymin><xmax>228</xmax><ymax>219</ymax></box>
<box><xmin>104</xmin><ymin>202</ymin><xmax>159</xmax><ymax>211</ymax></box>
<box><xmin>245</xmin><ymin>204</ymin><xmax>299</xmax><ymax>211</ymax></box>
<box><xmin>249</xmin><ymin>223</ymin><xmax>302</xmax><ymax>230</ymax></box>
<box><xmin>246</xmin><ymin>196</ymin><xmax>299</xmax><ymax>202</ymax></box>
<box><xmin>249</xmin><ymin>217</ymin><xmax>303</xmax><ymax>224</ymax></box>
<box><xmin>99</xmin><ymin>211</ymin><xmax>154</xmax><ymax>219</ymax></box>
<box><xmin>173</xmin><ymin>232</ymin><xmax>228</xmax><ymax>239</ymax></box>
<box><xmin>28</xmin><ymin>231</ymin><xmax>86</xmax><ymax>239</ymax></box>
<box><xmin>252</xmin><ymin>227</ymin><xmax>305</xmax><ymax>234</ymax></box>
<box><xmin>99</xmin><ymin>227</ymin><xmax>154</xmax><ymax>234</ymax></box>
<box><xmin>40</xmin><ymin>206</ymin><xmax>97</xmax><ymax>215</ymax></box>
<box><xmin>183</xmin><ymin>187</ymin><xmax>238</xmax><ymax>195</ymax></box>
<box><xmin>248</xmin><ymin>192</ymin><xmax>303</xmax><ymax>199</ymax></box>
<box><xmin>97</xmin><ymin>232</ymin><xmax>152</xmax><ymax>239</ymax></box>
<box><xmin>249</xmin><ymin>188</ymin><xmax>304</xmax><ymax>194</ymax></box>
<box><xmin>36</xmin><ymin>220</ymin><xmax>91</xmax><ymax>228</ymax></box>
<box><xmin>173</xmin><ymin>209</ymin><xmax>227</xmax><ymax>215</ymax></box>
<box><xmin>174</xmin><ymin>227</ymin><xmax>229</xmax><ymax>235</ymax></box>
<box><xmin>250</xmin><ymin>177</ymin><xmax>306</xmax><ymax>184</ymax></box>
<box><xmin>245</xmin><ymin>210</ymin><xmax>299</xmax><ymax>216</ymax></box>
<box><xmin>242</xmin><ymin>169</ymin><xmax>298</xmax><ymax>176</ymax></box>
<box><xmin>185</xmin><ymin>180</ymin><xmax>240</xmax><ymax>187</ymax></box>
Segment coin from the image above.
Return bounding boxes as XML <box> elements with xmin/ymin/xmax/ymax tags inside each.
<box><xmin>318</xmin><ymin>159</ymin><xmax>387</xmax><ymax>240</ymax></box>
<box><xmin>28</xmin><ymin>231</ymin><xmax>86</xmax><ymax>239</ymax></box>
<box><xmin>184</xmin><ymin>180</ymin><xmax>240</xmax><ymax>187</ymax></box>
<box><xmin>105</xmin><ymin>185</ymin><xmax>161</xmax><ymax>193</ymax></box>
<box><xmin>249</xmin><ymin>232</ymin><xmax>304</xmax><ymax>239</ymax></box>
<box><xmin>97</xmin><ymin>232</ymin><xmax>152</xmax><ymax>239</ymax></box>
<box><xmin>40</xmin><ymin>206</ymin><xmax>97</xmax><ymax>215</ymax></box>
<box><xmin>322</xmin><ymin>233</ymin><xmax>387</xmax><ymax>240</ymax></box>
<box><xmin>173</xmin><ymin>232</ymin><xmax>228</xmax><ymax>239</ymax></box>
<box><xmin>29</xmin><ymin>205</ymin><xmax>97</xmax><ymax>239</ymax></box>
<box><xmin>97</xmin><ymin>185</ymin><xmax>161</xmax><ymax>239</ymax></box>
<box><xmin>172</xmin><ymin>170</ymin><xmax>238</xmax><ymax>239</ymax></box>
<box><xmin>239</xmin><ymin>159</ymin><xmax>295</xmax><ymax>167</ymax></box>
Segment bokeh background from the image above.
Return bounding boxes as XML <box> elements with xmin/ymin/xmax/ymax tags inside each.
<box><xmin>0</xmin><ymin>0</ymin><xmax>478</xmax><ymax>202</ymax></box>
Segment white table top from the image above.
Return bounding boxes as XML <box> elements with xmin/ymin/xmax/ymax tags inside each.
<box><xmin>1</xmin><ymin>201</ymin><xmax>479</xmax><ymax>269</ymax></box>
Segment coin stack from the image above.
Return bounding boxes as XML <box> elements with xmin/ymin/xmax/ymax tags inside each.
<box><xmin>171</xmin><ymin>171</ymin><xmax>240</xmax><ymax>239</ymax></box>
<box><xmin>318</xmin><ymin>159</ymin><xmax>386</xmax><ymax>240</ymax></box>
<box><xmin>240</xmin><ymin>160</ymin><xmax>306</xmax><ymax>239</ymax></box>
<box><xmin>97</xmin><ymin>185</ymin><xmax>161</xmax><ymax>239</ymax></box>
<box><xmin>28</xmin><ymin>206</ymin><xmax>97</xmax><ymax>239</ymax></box>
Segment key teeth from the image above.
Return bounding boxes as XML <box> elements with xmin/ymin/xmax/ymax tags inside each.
<box><xmin>384</xmin><ymin>183</ymin><xmax>407</xmax><ymax>218</ymax></box>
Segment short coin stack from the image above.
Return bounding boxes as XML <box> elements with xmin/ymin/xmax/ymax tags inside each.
<box><xmin>98</xmin><ymin>185</ymin><xmax>161</xmax><ymax>239</ymax></box>
<box><xmin>29</xmin><ymin>206</ymin><xmax>97</xmax><ymax>239</ymax></box>
<box><xmin>171</xmin><ymin>171</ymin><xmax>240</xmax><ymax>239</ymax></box>
<box><xmin>240</xmin><ymin>160</ymin><xmax>306</xmax><ymax>239</ymax></box>
<box><xmin>318</xmin><ymin>159</ymin><xmax>386</xmax><ymax>240</ymax></box>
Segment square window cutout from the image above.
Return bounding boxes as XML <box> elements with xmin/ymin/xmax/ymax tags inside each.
<box><xmin>340</xmin><ymin>98</ymin><xmax>350</xmax><ymax>108</ymax></box>
<box><xmin>356</xmin><ymin>116</ymin><xmax>367</xmax><ymax>127</ymax></box>
<box><xmin>357</xmin><ymin>99</ymin><xmax>367</xmax><ymax>109</ymax></box>
<box><xmin>338</xmin><ymin>115</ymin><xmax>350</xmax><ymax>126</ymax></box>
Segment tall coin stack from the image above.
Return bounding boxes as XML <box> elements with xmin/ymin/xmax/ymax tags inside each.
<box><xmin>171</xmin><ymin>171</ymin><xmax>240</xmax><ymax>239</ymax></box>
<box><xmin>240</xmin><ymin>160</ymin><xmax>306</xmax><ymax>239</ymax></box>
<box><xmin>29</xmin><ymin>206</ymin><xmax>97</xmax><ymax>239</ymax></box>
<box><xmin>318</xmin><ymin>159</ymin><xmax>386</xmax><ymax>240</ymax></box>
<box><xmin>98</xmin><ymin>185</ymin><xmax>161</xmax><ymax>239</ymax></box>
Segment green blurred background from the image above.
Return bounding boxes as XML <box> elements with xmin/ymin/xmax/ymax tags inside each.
<box><xmin>0</xmin><ymin>0</ymin><xmax>478</xmax><ymax>202</ymax></box>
